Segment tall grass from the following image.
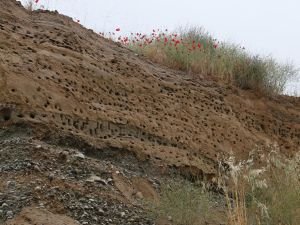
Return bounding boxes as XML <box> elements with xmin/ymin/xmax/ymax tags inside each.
<box><xmin>146</xmin><ymin>148</ymin><xmax>299</xmax><ymax>225</ymax></box>
<box><xmin>129</xmin><ymin>26</ymin><xmax>298</xmax><ymax>95</ymax></box>
<box><xmin>220</xmin><ymin>148</ymin><xmax>300</xmax><ymax>225</ymax></box>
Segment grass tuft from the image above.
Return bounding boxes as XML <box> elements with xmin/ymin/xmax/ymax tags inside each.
<box><xmin>219</xmin><ymin>147</ymin><xmax>300</xmax><ymax>225</ymax></box>
<box><xmin>148</xmin><ymin>179</ymin><xmax>212</xmax><ymax>225</ymax></box>
<box><xmin>127</xmin><ymin>26</ymin><xmax>298</xmax><ymax>95</ymax></box>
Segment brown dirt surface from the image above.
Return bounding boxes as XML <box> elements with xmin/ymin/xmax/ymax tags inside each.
<box><xmin>0</xmin><ymin>0</ymin><xmax>299</xmax><ymax>224</ymax></box>
<box><xmin>5</xmin><ymin>207</ymin><xmax>80</xmax><ymax>225</ymax></box>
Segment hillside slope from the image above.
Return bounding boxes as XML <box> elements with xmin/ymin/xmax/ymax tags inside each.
<box><xmin>1</xmin><ymin>1</ymin><xmax>300</xmax><ymax>224</ymax></box>
<box><xmin>1</xmin><ymin>0</ymin><xmax>300</xmax><ymax>178</ymax></box>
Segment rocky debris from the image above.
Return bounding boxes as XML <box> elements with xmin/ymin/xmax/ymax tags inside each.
<box><xmin>0</xmin><ymin>133</ymin><xmax>156</xmax><ymax>224</ymax></box>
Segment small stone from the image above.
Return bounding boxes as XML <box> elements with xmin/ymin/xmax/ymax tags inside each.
<box><xmin>35</xmin><ymin>186</ymin><xmax>42</xmax><ymax>191</ymax></box>
<box><xmin>6</xmin><ymin>181</ymin><xmax>16</xmax><ymax>188</ymax></box>
<box><xmin>33</xmin><ymin>165</ymin><xmax>41</xmax><ymax>172</ymax></box>
<box><xmin>1</xmin><ymin>203</ymin><xmax>8</xmax><ymax>208</ymax></box>
<box><xmin>74</xmin><ymin>152</ymin><xmax>85</xmax><ymax>159</ymax></box>
<box><xmin>48</xmin><ymin>173</ymin><xmax>55</xmax><ymax>182</ymax></box>
<box><xmin>59</xmin><ymin>151</ymin><xmax>69</xmax><ymax>161</ymax></box>
<box><xmin>86</xmin><ymin>175</ymin><xmax>107</xmax><ymax>185</ymax></box>
<box><xmin>107</xmin><ymin>178</ymin><xmax>113</xmax><ymax>184</ymax></box>
<box><xmin>136</xmin><ymin>191</ymin><xmax>144</xmax><ymax>199</ymax></box>
<box><xmin>6</xmin><ymin>211</ymin><xmax>13</xmax><ymax>219</ymax></box>
<box><xmin>98</xmin><ymin>208</ymin><xmax>105</xmax><ymax>215</ymax></box>
<box><xmin>120</xmin><ymin>212</ymin><xmax>126</xmax><ymax>217</ymax></box>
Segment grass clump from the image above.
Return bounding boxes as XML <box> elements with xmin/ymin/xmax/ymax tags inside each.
<box><xmin>24</xmin><ymin>0</ymin><xmax>35</xmax><ymax>11</ymax></box>
<box><xmin>149</xmin><ymin>179</ymin><xmax>212</xmax><ymax>225</ymax></box>
<box><xmin>127</xmin><ymin>26</ymin><xmax>298</xmax><ymax>95</ymax></box>
<box><xmin>220</xmin><ymin>148</ymin><xmax>300</xmax><ymax>225</ymax></box>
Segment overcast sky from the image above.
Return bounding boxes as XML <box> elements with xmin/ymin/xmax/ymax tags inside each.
<box><xmin>20</xmin><ymin>0</ymin><xmax>300</xmax><ymax>95</ymax></box>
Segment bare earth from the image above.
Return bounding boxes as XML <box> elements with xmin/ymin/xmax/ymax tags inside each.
<box><xmin>0</xmin><ymin>1</ymin><xmax>299</xmax><ymax>224</ymax></box>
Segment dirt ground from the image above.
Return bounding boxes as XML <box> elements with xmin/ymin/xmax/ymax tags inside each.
<box><xmin>0</xmin><ymin>0</ymin><xmax>299</xmax><ymax>224</ymax></box>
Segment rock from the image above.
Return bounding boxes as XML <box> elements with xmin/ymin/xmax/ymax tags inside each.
<box><xmin>98</xmin><ymin>208</ymin><xmax>105</xmax><ymax>216</ymax></box>
<box><xmin>74</xmin><ymin>152</ymin><xmax>85</xmax><ymax>159</ymax></box>
<box><xmin>6</xmin><ymin>211</ymin><xmax>13</xmax><ymax>219</ymax></box>
<box><xmin>5</xmin><ymin>207</ymin><xmax>80</xmax><ymax>225</ymax></box>
<box><xmin>34</xmin><ymin>186</ymin><xmax>42</xmax><ymax>191</ymax></box>
<box><xmin>86</xmin><ymin>175</ymin><xmax>107</xmax><ymax>185</ymax></box>
<box><xmin>33</xmin><ymin>165</ymin><xmax>41</xmax><ymax>172</ymax></box>
<box><xmin>59</xmin><ymin>151</ymin><xmax>69</xmax><ymax>161</ymax></box>
<box><xmin>1</xmin><ymin>203</ymin><xmax>8</xmax><ymax>208</ymax></box>
<box><xmin>135</xmin><ymin>191</ymin><xmax>144</xmax><ymax>199</ymax></box>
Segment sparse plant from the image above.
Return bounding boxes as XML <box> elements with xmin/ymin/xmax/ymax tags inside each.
<box><xmin>148</xmin><ymin>179</ymin><xmax>212</xmax><ymax>225</ymax></box>
<box><xmin>219</xmin><ymin>146</ymin><xmax>300</xmax><ymax>225</ymax></box>
<box><xmin>24</xmin><ymin>0</ymin><xmax>39</xmax><ymax>11</ymax></box>
<box><xmin>101</xmin><ymin>26</ymin><xmax>298</xmax><ymax>95</ymax></box>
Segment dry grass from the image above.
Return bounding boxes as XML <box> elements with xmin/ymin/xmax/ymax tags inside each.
<box><xmin>24</xmin><ymin>0</ymin><xmax>35</xmax><ymax>11</ymax></box>
<box><xmin>129</xmin><ymin>26</ymin><xmax>298</xmax><ymax>95</ymax></box>
<box><xmin>145</xmin><ymin>148</ymin><xmax>299</xmax><ymax>225</ymax></box>
<box><xmin>219</xmin><ymin>148</ymin><xmax>300</xmax><ymax>225</ymax></box>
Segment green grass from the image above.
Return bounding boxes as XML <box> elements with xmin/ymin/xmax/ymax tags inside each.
<box><xmin>148</xmin><ymin>179</ymin><xmax>212</xmax><ymax>225</ymax></box>
<box><xmin>130</xmin><ymin>26</ymin><xmax>298</xmax><ymax>95</ymax></box>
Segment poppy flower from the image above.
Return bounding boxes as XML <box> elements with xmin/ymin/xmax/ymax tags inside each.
<box><xmin>115</xmin><ymin>28</ymin><xmax>120</xmax><ymax>32</ymax></box>
<box><xmin>35</xmin><ymin>0</ymin><xmax>39</xmax><ymax>3</ymax></box>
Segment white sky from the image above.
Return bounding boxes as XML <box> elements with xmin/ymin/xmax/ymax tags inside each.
<box><xmin>20</xmin><ymin>0</ymin><xmax>300</xmax><ymax>95</ymax></box>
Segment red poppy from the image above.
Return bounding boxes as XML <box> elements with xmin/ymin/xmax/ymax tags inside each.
<box><xmin>115</xmin><ymin>28</ymin><xmax>120</xmax><ymax>32</ymax></box>
<box><xmin>198</xmin><ymin>43</ymin><xmax>201</xmax><ymax>48</ymax></box>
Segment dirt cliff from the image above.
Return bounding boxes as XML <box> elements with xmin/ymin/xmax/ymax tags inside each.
<box><xmin>0</xmin><ymin>1</ymin><xmax>299</xmax><ymax>224</ymax></box>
